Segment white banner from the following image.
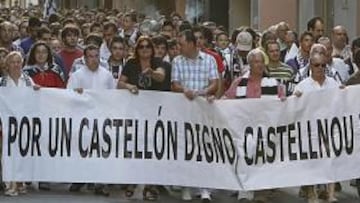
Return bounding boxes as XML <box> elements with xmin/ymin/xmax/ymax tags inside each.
<box><xmin>1</xmin><ymin>86</ymin><xmax>360</xmax><ymax>191</ymax></box>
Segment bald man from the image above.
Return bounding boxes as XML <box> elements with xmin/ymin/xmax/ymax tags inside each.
<box><xmin>332</xmin><ymin>25</ymin><xmax>351</xmax><ymax>60</ymax></box>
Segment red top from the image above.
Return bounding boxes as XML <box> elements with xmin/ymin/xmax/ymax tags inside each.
<box><xmin>203</xmin><ymin>48</ymin><xmax>225</xmax><ymax>73</ymax></box>
<box><xmin>31</xmin><ymin>71</ymin><xmax>65</xmax><ymax>88</ymax></box>
<box><xmin>58</xmin><ymin>48</ymin><xmax>83</xmax><ymax>77</ymax></box>
<box><xmin>23</xmin><ymin>64</ymin><xmax>66</xmax><ymax>88</ymax></box>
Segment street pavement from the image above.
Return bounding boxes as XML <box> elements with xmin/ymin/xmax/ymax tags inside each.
<box><xmin>0</xmin><ymin>182</ymin><xmax>358</xmax><ymax>203</ymax></box>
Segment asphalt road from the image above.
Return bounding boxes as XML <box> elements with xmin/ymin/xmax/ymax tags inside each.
<box><xmin>0</xmin><ymin>182</ymin><xmax>358</xmax><ymax>203</ymax></box>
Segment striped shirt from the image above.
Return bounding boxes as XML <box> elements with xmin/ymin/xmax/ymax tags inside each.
<box><xmin>267</xmin><ymin>62</ymin><xmax>296</xmax><ymax>95</ymax></box>
<box><xmin>172</xmin><ymin>51</ymin><xmax>219</xmax><ymax>91</ymax></box>
<box><xmin>266</xmin><ymin>62</ymin><xmax>295</xmax><ymax>81</ymax></box>
<box><xmin>235</xmin><ymin>72</ymin><xmax>279</xmax><ymax>99</ymax></box>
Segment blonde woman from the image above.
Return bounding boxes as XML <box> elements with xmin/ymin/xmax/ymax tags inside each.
<box><xmin>0</xmin><ymin>51</ymin><xmax>39</xmax><ymax>196</ymax></box>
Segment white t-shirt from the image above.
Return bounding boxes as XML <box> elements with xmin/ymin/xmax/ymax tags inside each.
<box><xmin>294</xmin><ymin>76</ymin><xmax>339</xmax><ymax>93</ymax></box>
<box><xmin>330</xmin><ymin>58</ymin><xmax>350</xmax><ymax>83</ymax></box>
<box><xmin>100</xmin><ymin>42</ymin><xmax>111</xmax><ymax>61</ymax></box>
<box><xmin>284</xmin><ymin>43</ymin><xmax>299</xmax><ymax>63</ymax></box>
<box><xmin>0</xmin><ymin>74</ymin><xmax>35</xmax><ymax>87</ymax></box>
<box><xmin>67</xmin><ymin>66</ymin><xmax>114</xmax><ymax>90</ymax></box>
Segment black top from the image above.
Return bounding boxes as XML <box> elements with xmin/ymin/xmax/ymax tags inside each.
<box><xmin>161</xmin><ymin>61</ymin><xmax>172</xmax><ymax>91</ymax></box>
<box><xmin>122</xmin><ymin>57</ymin><xmax>165</xmax><ymax>90</ymax></box>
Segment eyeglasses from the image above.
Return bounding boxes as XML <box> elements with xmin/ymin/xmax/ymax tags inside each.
<box><xmin>138</xmin><ymin>44</ymin><xmax>151</xmax><ymax>49</ymax></box>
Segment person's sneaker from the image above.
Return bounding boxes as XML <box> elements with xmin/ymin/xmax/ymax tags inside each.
<box><xmin>335</xmin><ymin>182</ymin><xmax>342</xmax><ymax>192</ymax></box>
<box><xmin>18</xmin><ymin>186</ymin><xmax>27</xmax><ymax>194</ymax></box>
<box><xmin>182</xmin><ymin>188</ymin><xmax>192</xmax><ymax>201</ymax></box>
<box><xmin>87</xmin><ymin>183</ymin><xmax>95</xmax><ymax>190</ymax></box>
<box><xmin>69</xmin><ymin>183</ymin><xmax>83</xmax><ymax>192</ymax></box>
<box><xmin>5</xmin><ymin>189</ymin><xmax>18</xmax><ymax>197</ymax></box>
<box><xmin>200</xmin><ymin>190</ymin><xmax>211</xmax><ymax>203</ymax></box>
<box><xmin>94</xmin><ymin>188</ymin><xmax>110</xmax><ymax>197</ymax></box>
<box><xmin>307</xmin><ymin>198</ymin><xmax>319</xmax><ymax>203</ymax></box>
<box><xmin>328</xmin><ymin>196</ymin><xmax>339</xmax><ymax>203</ymax></box>
<box><xmin>38</xmin><ymin>182</ymin><xmax>50</xmax><ymax>191</ymax></box>
<box><xmin>0</xmin><ymin>183</ymin><xmax>5</xmax><ymax>191</ymax></box>
<box><xmin>238</xmin><ymin>199</ymin><xmax>252</xmax><ymax>203</ymax></box>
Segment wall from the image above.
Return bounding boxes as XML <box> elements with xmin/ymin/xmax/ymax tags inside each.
<box><xmin>333</xmin><ymin>0</ymin><xmax>358</xmax><ymax>40</ymax></box>
<box><xmin>258</xmin><ymin>0</ymin><xmax>297</xmax><ymax>31</ymax></box>
<box><xmin>229</xmin><ymin>0</ymin><xmax>250</xmax><ymax>32</ymax></box>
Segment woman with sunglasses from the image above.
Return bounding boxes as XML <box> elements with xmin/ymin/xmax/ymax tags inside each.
<box><xmin>118</xmin><ymin>36</ymin><xmax>165</xmax><ymax>93</ymax></box>
<box><xmin>117</xmin><ymin>36</ymin><xmax>165</xmax><ymax>201</ymax></box>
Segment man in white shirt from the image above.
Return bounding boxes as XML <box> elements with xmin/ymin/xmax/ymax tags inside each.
<box><xmin>100</xmin><ymin>22</ymin><xmax>118</xmax><ymax>61</ymax></box>
<box><xmin>67</xmin><ymin>44</ymin><xmax>113</xmax><ymax>196</ymax></box>
<box><xmin>294</xmin><ymin>53</ymin><xmax>340</xmax><ymax>203</ymax></box>
<box><xmin>318</xmin><ymin>37</ymin><xmax>350</xmax><ymax>83</ymax></box>
<box><xmin>68</xmin><ymin>44</ymin><xmax>114</xmax><ymax>90</ymax></box>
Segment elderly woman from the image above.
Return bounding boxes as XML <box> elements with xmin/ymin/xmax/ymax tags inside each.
<box><xmin>117</xmin><ymin>36</ymin><xmax>165</xmax><ymax>201</ymax></box>
<box><xmin>224</xmin><ymin>49</ymin><xmax>280</xmax><ymax>202</ymax></box>
<box><xmin>0</xmin><ymin>51</ymin><xmax>39</xmax><ymax>196</ymax></box>
<box><xmin>225</xmin><ymin>48</ymin><xmax>279</xmax><ymax>99</ymax></box>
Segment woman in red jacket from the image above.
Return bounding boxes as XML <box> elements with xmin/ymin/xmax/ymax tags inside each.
<box><xmin>23</xmin><ymin>41</ymin><xmax>66</xmax><ymax>88</ymax></box>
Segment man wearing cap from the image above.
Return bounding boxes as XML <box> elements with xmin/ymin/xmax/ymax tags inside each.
<box><xmin>20</xmin><ymin>16</ymin><xmax>41</xmax><ymax>54</ymax></box>
<box><xmin>230</xmin><ymin>31</ymin><xmax>253</xmax><ymax>80</ymax></box>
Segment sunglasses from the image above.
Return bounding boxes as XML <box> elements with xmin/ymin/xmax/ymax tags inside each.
<box><xmin>138</xmin><ymin>44</ymin><xmax>151</xmax><ymax>49</ymax></box>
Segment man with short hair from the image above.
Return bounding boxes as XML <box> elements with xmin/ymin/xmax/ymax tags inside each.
<box><xmin>346</xmin><ymin>48</ymin><xmax>360</xmax><ymax>85</ymax></box>
<box><xmin>152</xmin><ymin>35</ymin><xmax>172</xmax><ymax>91</ymax></box>
<box><xmin>318</xmin><ymin>36</ymin><xmax>350</xmax><ymax>83</ymax></box>
<box><xmin>0</xmin><ymin>21</ymin><xmax>24</xmax><ymax>55</ymax></box>
<box><xmin>119</xmin><ymin>13</ymin><xmax>138</xmax><ymax>46</ymax></box>
<box><xmin>108</xmin><ymin>36</ymin><xmax>126</xmax><ymax>85</ymax></box>
<box><xmin>58</xmin><ymin>25</ymin><xmax>83</xmax><ymax>78</ymax></box>
<box><xmin>294</xmin><ymin>53</ymin><xmax>340</xmax><ymax>203</ymax></box>
<box><xmin>167</xmin><ymin>39</ymin><xmax>180</xmax><ymax>62</ymax></box>
<box><xmin>14</xmin><ymin>20</ymin><xmax>28</xmax><ymax>46</ymax></box>
<box><xmin>307</xmin><ymin>17</ymin><xmax>325</xmax><ymax>42</ymax></box>
<box><xmin>348</xmin><ymin>37</ymin><xmax>360</xmax><ymax>73</ymax></box>
<box><xmin>20</xmin><ymin>17</ymin><xmax>41</xmax><ymax>54</ymax></box>
<box><xmin>152</xmin><ymin>35</ymin><xmax>170</xmax><ymax>62</ymax></box>
<box><xmin>161</xmin><ymin>20</ymin><xmax>175</xmax><ymax>39</ymax></box>
<box><xmin>100</xmin><ymin>21</ymin><xmax>118</xmax><ymax>61</ymax></box>
<box><xmin>331</xmin><ymin>25</ymin><xmax>351</xmax><ymax>60</ymax></box>
<box><xmin>67</xmin><ymin>44</ymin><xmax>113</xmax><ymax>196</ymax></box>
<box><xmin>265</xmin><ymin>41</ymin><xmax>295</xmax><ymax>95</ymax></box>
<box><xmin>172</xmin><ymin>29</ymin><xmax>219</xmax><ymax>203</ymax></box>
<box><xmin>276</xmin><ymin>22</ymin><xmax>290</xmax><ymax>52</ymax></box>
<box><xmin>286</xmin><ymin>31</ymin><xmax>314</xmax><ymax>82</ymax></box>
<box><xmin>70</xmin><ymin>33</ymin><xmax>109</xmax><ymax>74</ymax></box>
<box><xmin>282</xmin><ymin>30</ymin><xmax>299</xmax><ymax>63</ymax></box>
<box><xmin>192</xmin><ymin>26</ymin><xmax>224</xmax><ymax>97</ymax></box>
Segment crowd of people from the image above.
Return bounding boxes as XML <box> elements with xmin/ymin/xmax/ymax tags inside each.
<box><xmin>0</xmin><ymin>4</ymin><xmax>359</xmax><ymax>203</ymax></box>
